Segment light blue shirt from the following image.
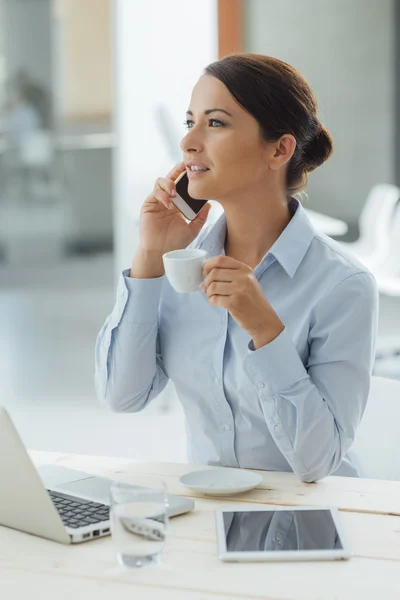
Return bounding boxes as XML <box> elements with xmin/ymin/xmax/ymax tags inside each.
<box><xmin>95</xmin><ymin>198</ymin><xmax>379</xmax><ymax>482</ymax></box>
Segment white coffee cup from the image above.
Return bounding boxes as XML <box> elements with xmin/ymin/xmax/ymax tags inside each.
<box><xmin>162</xmin><ymin>249</ymin><xmax>207</xmax><ymax>293</ymax></box>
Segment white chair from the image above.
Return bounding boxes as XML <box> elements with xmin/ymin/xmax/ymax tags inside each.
<box><xmin>19</xmin><ymin>129</ymin><xmax>53</xmax><ymax>168</ymax></box>
<box><xmin>305</xmin><ymin>208</ymin><xmax>348</xmax><ymax>237</ymax></box>
<box><xmin>366</xmin><ymin>207</ymin><xmax>400</xmax><ymax>385</ymax></box>
<box><xmin>373</xmin><ymin>203</ymin><xmax>400</xmax><ymax>295</ymax></box>
<box><xmin>352</xmin><ymin>376</ymin><xmax>400</xmax><ymax>480</ymax></box>
<box><xmin>338</xmin><ymin>183</ymin><xmax>400</xmax><ymax>270</ymax></box>
<box><xmin>16</xmin><ymin>129</ymin><xmax>56</xmax><ymax>203</ymax></box>
<box><xmin>374</xmin><ymin>337</ymin><xmax>400</xmax><ymax>378</ymax></box>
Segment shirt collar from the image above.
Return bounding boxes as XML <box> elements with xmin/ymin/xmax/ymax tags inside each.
<box><xmin>198</xmin><ymin>197</ymin><xmax>316</xmax><ymax>278</ymax></box>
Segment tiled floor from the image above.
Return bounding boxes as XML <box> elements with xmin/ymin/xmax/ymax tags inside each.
<box><xmin>1</xmin><ymin>252</ymin><xmax>399</xmax><ymax>464</ymax></box>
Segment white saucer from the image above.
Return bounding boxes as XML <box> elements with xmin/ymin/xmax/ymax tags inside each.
<box><xmin>179</xmin><ymin>468</ymin><xmax>263</xmax><ymax>496</ymax></box>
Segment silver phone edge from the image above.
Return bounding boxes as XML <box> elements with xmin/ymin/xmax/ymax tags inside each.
<box><xmin>171</xmin><ymin>193</ymin><xmax>199</xmax><ymax>220</ymax></box>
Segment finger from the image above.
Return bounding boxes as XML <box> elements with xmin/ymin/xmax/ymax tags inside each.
<box><xmin>208</xmin><ymin>294</ymin><xmax>230</xmax><ymax>309</ymax></box>
<box><xmin>154</xmin><ymin>189</ymin><xmax>174</xmax><ymax>209</ymax></box>
<box><xmin>155</xmin><ymin>177</ymin><xmax>177</xmax><ymax>201</ymax></box>
<box><xmin>166</xmin><ymin>161</ymin><xmax>186</xmax><ymax>183</ymax></box>
<box><xmin>203</xmin><ymin>267</ymin><xmax>235</xmax><ymax>290</ymax></box>
<box><xmin>203</xmin><ymin>255</ymin><xmax>242</xmax><ymax>277</ymax></box>
<box><xmin>203</xmin><ymin>281</ymin><xmax>232</xmax><ymax>297</ymax></box>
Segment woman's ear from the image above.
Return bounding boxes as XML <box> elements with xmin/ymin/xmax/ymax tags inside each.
<box><xmin>269</xmin><ymin>134</ymin><xmax>296</xmax><ymax>170</ymax></box>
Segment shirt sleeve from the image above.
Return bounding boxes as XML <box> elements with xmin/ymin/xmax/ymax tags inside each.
<box><xmin>94</xmin><ymin>269</ymin><xmax>169</xmax><ymax>412</ymax></box>
<box><xmin>242</xmin><ymin>271</ymin><xmax>379</xmax><ymax>483</ymax></box>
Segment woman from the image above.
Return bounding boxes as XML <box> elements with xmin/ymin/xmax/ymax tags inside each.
<box><xmin>95</xmin><ymin>53</ymin><xmax>378</xmax><ymax>482</ymax></box>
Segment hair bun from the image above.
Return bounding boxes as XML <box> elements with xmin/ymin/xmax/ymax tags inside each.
<box><xmin>304</xmin><ymin>124</ymin><xmax>333</xmax><ymax>172</ymax></box>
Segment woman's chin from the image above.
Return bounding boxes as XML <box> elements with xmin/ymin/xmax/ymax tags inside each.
<box><xmin>188</xmin><ymin>180</ymin><xmax>214</xmax><ymax>199</ymax></box>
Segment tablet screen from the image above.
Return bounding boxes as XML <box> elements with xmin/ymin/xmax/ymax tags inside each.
<box><xmin>221</xmin><ymin>509</ymin><xmax>343</xmax><ymax>553</ymax></box>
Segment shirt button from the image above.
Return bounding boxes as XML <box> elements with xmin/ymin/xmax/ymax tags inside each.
<box><xmin>257</xmin><ymin>382</ymin><xmax>265</xmax><ymax>389</ymax></box>
<box><xmin>275</xmin><ymin>533</ymin><xmax>282</xmax><ymax>542</ymax></box>
<box><xmin>214</xmin><ymin>376</ymin><xmax>220</xmax><ymax>385</ymax></box>
<box><xmin>223</xmin><ymin>424</ymin><xmax>230</xmax><ymax>431</ymax></box>
<box><xmin>274</xmin><ymin>424</ymin><xmax>281</xmax><ymax>432</ymax></box>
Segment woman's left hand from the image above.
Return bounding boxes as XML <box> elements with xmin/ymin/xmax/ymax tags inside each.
<box><xmin>202</xmin><ymin>256</ymin><xmax>285</xmax><ymax>349</ymax></box>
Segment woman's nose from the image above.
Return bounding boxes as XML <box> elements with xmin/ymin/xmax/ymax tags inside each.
<box><xmin>180</xmin><ymin>129</ymin><xmax>203</xmax><ymax>154</ymax></box>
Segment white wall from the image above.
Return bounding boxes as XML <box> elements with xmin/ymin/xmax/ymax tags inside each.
<box><xmin>112</xmin><ymin>0</ymin><xmax>218</xmax><ymax>276</ymax></box>
<box><xmin>244</xmin><ymin>0</ymin><xmax>395</xmax><ymax>225</ymax></box>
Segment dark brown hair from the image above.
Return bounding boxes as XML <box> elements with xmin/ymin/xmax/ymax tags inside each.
<box><xmin>204</xmin><ymin>53</ymin><xmax>333</xmax><ymax>195</ymax></box>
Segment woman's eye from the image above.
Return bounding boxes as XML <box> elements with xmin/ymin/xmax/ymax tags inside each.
<box><xmin>183</xmin><ymin>119</ymin><xmax>225</xmax><ymax>129</ymax></box>
<box><xmin>209</xmin><ymin>118</ymin><xmax>224</xmax><ymax>127</ymax></box>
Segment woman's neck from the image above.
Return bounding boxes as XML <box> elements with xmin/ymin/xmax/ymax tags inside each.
<box><xmin>222</xmin><ymin>190</ymin><xmax>292</xmax><ymax>270</ymax></box>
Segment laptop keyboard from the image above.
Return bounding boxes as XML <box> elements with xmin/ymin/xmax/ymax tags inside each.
<box><xmin>48</xmin><ymin>490</ymin><xmax>110</xmax><ymax>529</ymax></box>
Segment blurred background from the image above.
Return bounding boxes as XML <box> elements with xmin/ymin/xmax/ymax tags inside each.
<box><xmin>1</xmin><ymin>0</ymin><xmax>399</xmax><ymax>463</ymax></box>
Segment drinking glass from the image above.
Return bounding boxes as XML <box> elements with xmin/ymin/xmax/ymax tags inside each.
<box><xmin>110</xmin><ymin>477</ymin><xmax>168</xmax><ymax>568</ymax></box>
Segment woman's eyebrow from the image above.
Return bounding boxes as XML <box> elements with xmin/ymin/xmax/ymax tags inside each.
<box><xmin>186</xmin><ymin>108</ymin><xmax>233</xmax><ymax>117</ymax></box>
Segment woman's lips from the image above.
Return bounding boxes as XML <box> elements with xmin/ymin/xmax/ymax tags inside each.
<box><xmin>187</xmin><ymin>168</ymin><xmax>210</xmax><ymax>179</ymax></box>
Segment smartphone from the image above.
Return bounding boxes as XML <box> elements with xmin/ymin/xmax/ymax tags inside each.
<box><xmin>172</xmin><ymin>171</ymin><xmax>208</xmax><ymax>220</ymax></box>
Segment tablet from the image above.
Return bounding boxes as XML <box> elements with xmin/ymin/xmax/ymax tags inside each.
<box><xmin>215</xmin><ymin>505</ymin><xmax>352</xmax><ymax>562</ymax></box>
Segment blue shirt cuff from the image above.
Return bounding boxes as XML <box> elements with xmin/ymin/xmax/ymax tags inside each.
<box><xmin>116</xmin><ymin>268</ymin><xmax>165</xmax><ymax>324</ymax></box>
<box><xmin>243</xmin><ymin>327</ymin><xmax>308</xmax><ymax>394</ymax></box>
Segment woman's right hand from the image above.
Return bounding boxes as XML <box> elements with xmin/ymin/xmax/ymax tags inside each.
<box><xmin>138</xmin><ymin>162</ymin><xmax>211</xmax><ymax>256</ymax></box>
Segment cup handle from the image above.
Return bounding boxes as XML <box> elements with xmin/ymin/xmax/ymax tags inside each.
<box><xmin>202</xmin><ymin>256</ymin><xmax>207</xmax><ymax>280</ymax></box>
<box><xmin>198</xmin><ymin>256</ymin><xmax>207</xmax><ymax>291</ymax></box>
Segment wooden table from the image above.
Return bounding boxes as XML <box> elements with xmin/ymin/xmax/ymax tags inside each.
<box><xmin>1</xmin><ymin>452</ymin><xmax>400</xmax><ymax>600</ymax></box>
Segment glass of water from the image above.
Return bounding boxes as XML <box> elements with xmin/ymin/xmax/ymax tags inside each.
<box><xmin>110</xmin><ymin>477</ymin><xmax>168</xmax><ymax>568</ymax></box>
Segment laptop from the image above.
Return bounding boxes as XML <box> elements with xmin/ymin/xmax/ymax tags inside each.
<box><xmin>0</xmin><ymin>407</ymin><xmax>195</xmax><ymax>544</ymax></box>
